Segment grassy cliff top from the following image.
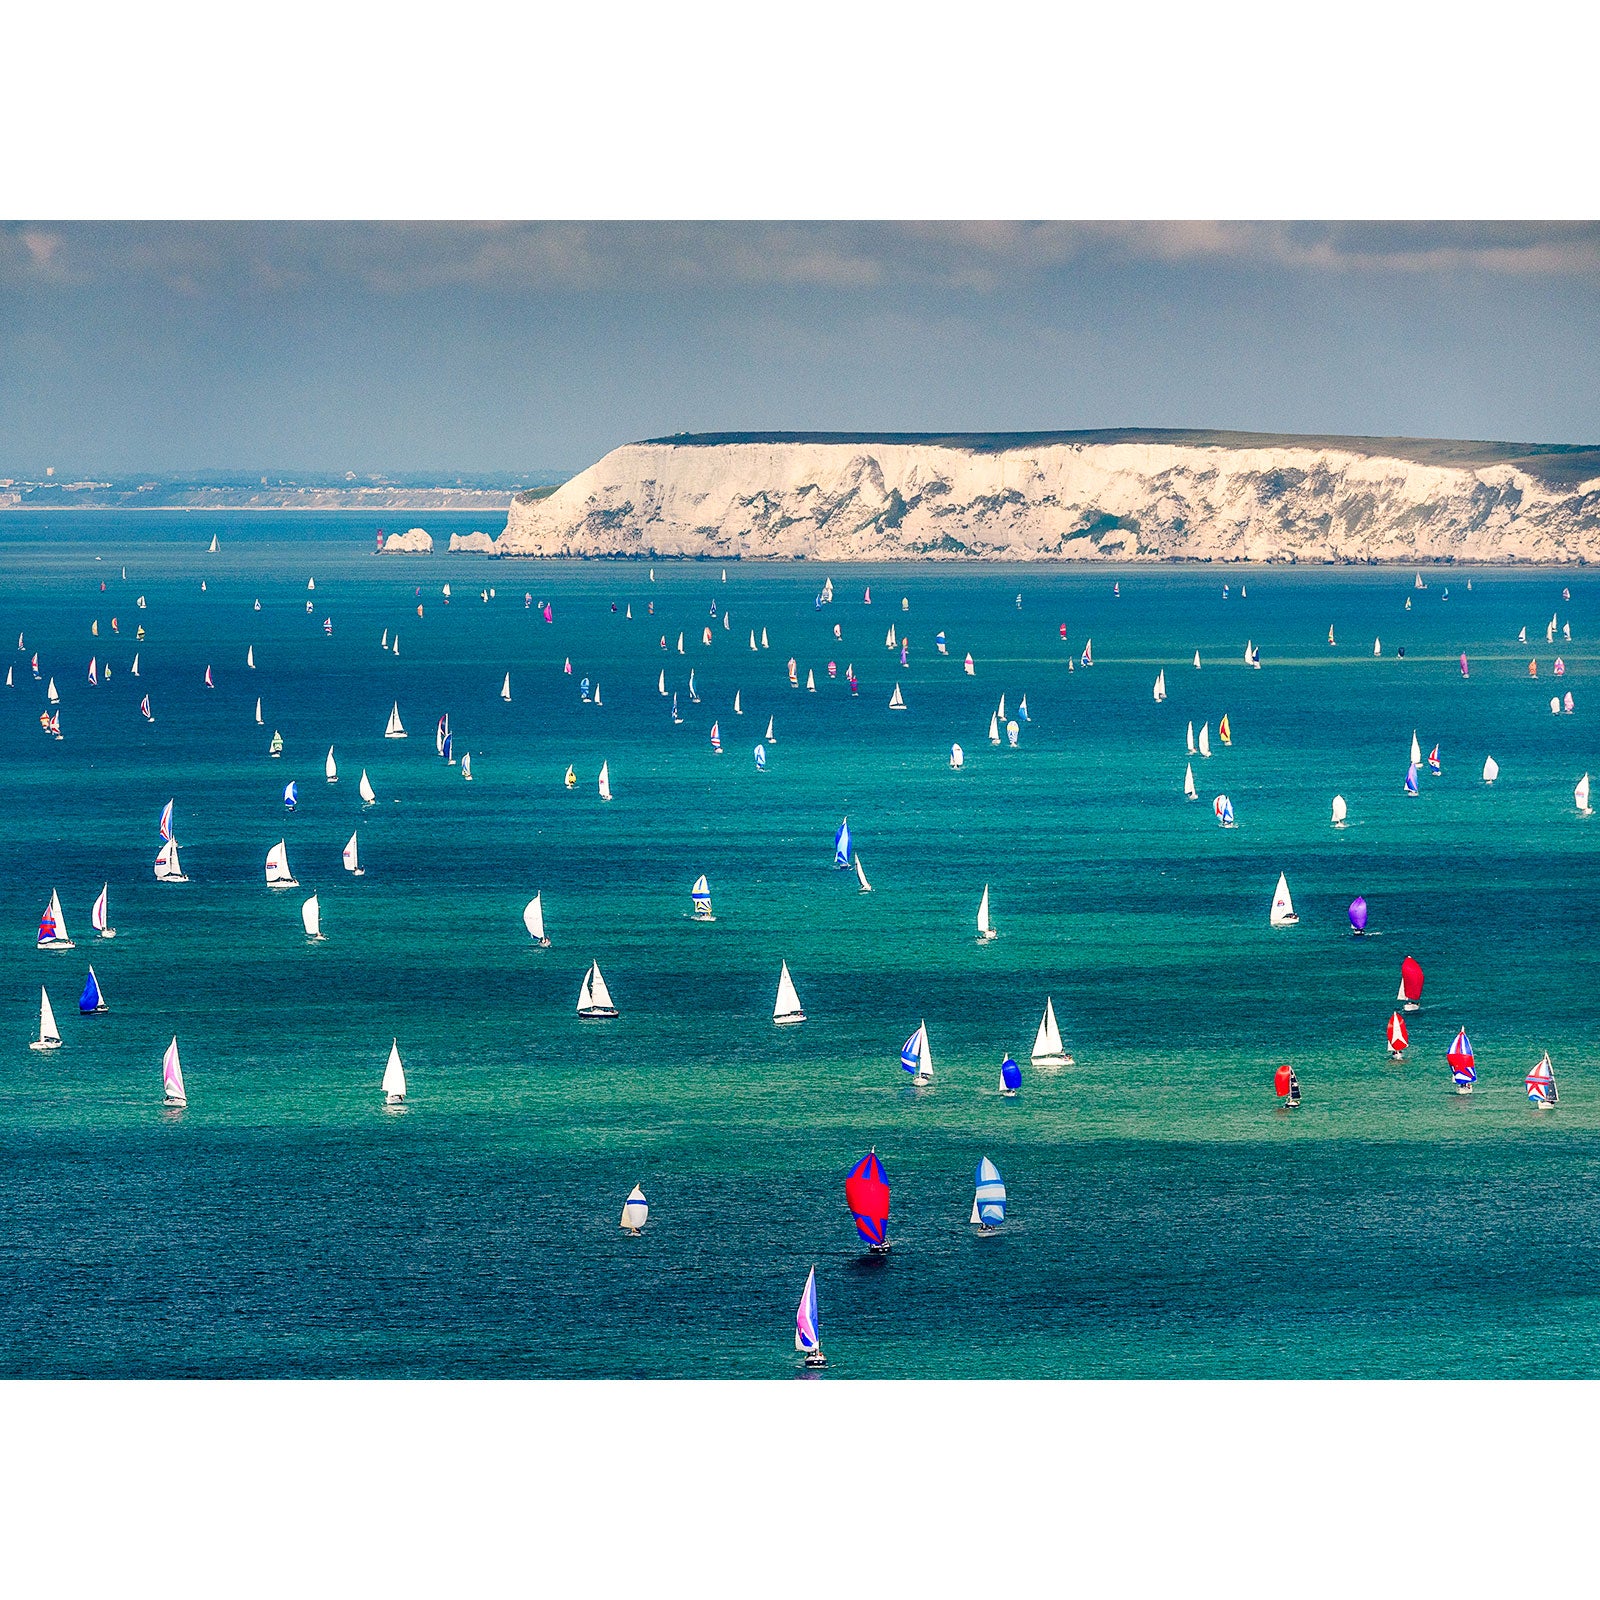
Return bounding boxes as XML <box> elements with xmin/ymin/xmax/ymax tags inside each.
<box><xmin>636</xmin><ymin>429</ymin><xmax>1600</xmax><ymax>488</ymax></box>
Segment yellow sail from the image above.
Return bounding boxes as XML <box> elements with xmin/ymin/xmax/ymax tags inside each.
<box><xmin>1219</xmin><ymin>714</ymin><xmax>1232</xmax><ymax>746</ymax></box>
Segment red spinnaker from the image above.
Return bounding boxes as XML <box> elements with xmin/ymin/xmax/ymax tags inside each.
<box><xmin>845</xmin><ymin>1149</ymin><xmax>890</xmax><ymax>1246</ymax></box>
<box><xmin>1401</xmin><ymin>957</ymin><xmax>1424</xmax><ymax>1003</ymax></box>
<box><xmin>1274</xmin><ymin>1064</ymin><xmax>1294</xmax><ymax>1098</ymax></box>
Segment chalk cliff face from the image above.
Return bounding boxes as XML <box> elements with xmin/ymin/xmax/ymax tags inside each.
<box><xmin>379</xmin><ymin>527</ymin><xmax>433</xmax><ymax>553</ymax></box>
<box><xmin>497</xmin><ymin>431</ymin><xmax>1600</xmax><ymax>563</ymax></box>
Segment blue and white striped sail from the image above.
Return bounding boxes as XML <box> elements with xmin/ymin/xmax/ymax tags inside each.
<box><xmin>900</xmin><ymin>1025</ymin><xmax>925</xmax><ymax>1077</ymax></box>
<box><xmin>973</xmin><ymin>1157</ymin><xmax>1007</xmax><ymax>1227</ymax></box>
<box><xmin>158</xmin><ymin>800</ymin><xmax>174</xmax><ymax>842</ymax></box>
<box><xmin>794</xmin><ymin>1266</ymin><xmax>821</xmax><ymax>1353</ymax></box>
<box><xmin>833</xmin><ymin>816</ymin><xmax>852</xmax><ymax>867</ymax></box>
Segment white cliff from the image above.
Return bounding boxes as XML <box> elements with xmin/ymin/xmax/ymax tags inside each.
<box><xmin>497</xmin><ymin>431</ymin><xmax>1600</xmax><ymax>563</ymax></box>
<box><xmin>448</xmin><ymin>531</ymin><xmax>497</xmax><ymax>552</ymax></box>
<box><xmin>379</xmin><ymin>527</ymin><xmax>433</xmax><ymax>553</ymax></box>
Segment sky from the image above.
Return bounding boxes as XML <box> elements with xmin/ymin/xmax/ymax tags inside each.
<box><xmin>4</xmin><ymin>220</ymin><xmax>1600</xmax><ymax>478</ymax></box>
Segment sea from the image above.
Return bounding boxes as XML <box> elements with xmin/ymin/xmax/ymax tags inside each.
<box><xmin>3</xmin><ymin>509</ymin><xmax>1599</xmax><ymax>1378</ymax></box>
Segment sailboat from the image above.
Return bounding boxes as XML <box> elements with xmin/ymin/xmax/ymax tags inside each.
<box><xmin>1565</xmin><ymin>691</ymin><xmax>1575</xmax><ymax>714</ymax></box>
<box><xmin>971</xmin><ymin>1157</ymin><xmax>1006</xmax><ymax>1234</ymax></box>
<box><xmin>1518</xmin><ymin>626</ymin><xmax>1527</xmax><ymax>644</ymax></box>
<box><xmin>1213</xmin><ymin>794</ymin><xmax>1236</xmax><ymax>828</ymax></box>
<box><xmin>302</xmin><ymin>894</ymin><xmax>324</xmax><ymax>940</ymax></box>
<box><xmin>1410</xmin><ymin>730</ymin><xmax>1423</xmax><ymax>766</ymax></box>
<box><xmin>1184</xmin><ymin>763</ymin><xmax>1198</xmax><ymax>799</ymax></box>
<box><xmin>461</xmin><ymin>752</ymin><xmax>472</xmax><ymax>780</ymax></box>
<box><xmin>88</xmin><ymin>659</ymin><xmax>97</xmax><ymax>686</ymax></box>
<box><xmin>765</xmin><ymin>716</ymin><xmax>776</xmax><ymax>743</ymax></box>
<box><xmin>988</xmin><ymin>712</ymin><xmax>1001</xmax><ymax>746</ymax></box>
<box><xmin>207</xmin><ymin>534</ymin><xmax>220</xmax><ymax>553</ymax></box>
<box><xmin>1193</xmin><ymin>651</ymin><xmax>1201</xmax><ymax>669</ymax></box>
<box><xmin>671</xmin><ymin>692</ymin><xmax>682</xmax><ymax>724</ymax></box>
<box><xmin>1153</xmin><ymin>670</ymin><xmax>1166</xmax><ymax>701</ymax></box>
<box><xmin>1331</xmin><ymin>794</ymin><xmax>1347</xmax><ymax>826</ymax></box>
<box><xmin>951</xmin><ymin>743</ymin><xmax>965</xmax><ymax>770</ymax></box>
<box><xmin>384</xmin><ymin>702</ymin><xmax>406</xmax><ymax>738</ymax></box>
<box><xmin>343</xmin><ymin>831</ymin><xmax>364</xmax><ymax>876</ymax></box>
<box><xmin>754</xmin><ymin>744</ymin><xmax>767</xmax><ymax>771</ymax></box>
<box><xmin>359</xmin><ymin>769</ymin><xmax>376</xmax><ymax>805</ymax></box>
<box><xmin>255</xmin><ymin>697</ymin><xmax>263</xmax><ymax>724</ymax></box>
<box><xmin>977</xmin><ymin>884</ymin><xmax>996</xmax><ymax>942</ymax></box>
<box><xmin>598</xmin><ymin>761</ymin><xmax>612</xmax><ymax>801</ymax></box>
<box><xmin>1018</xmin><ymin>694</ymin><xmax>1029</xmax><ymax>721</ymax></box>
<box><xmin>658</xmin><ymin>670</ymin><xmax>667</xmax><ymax>695</ymax></box>
<box><xmin>845</xmin><ymin>1150</ymin><xmax>890</xmax><ymax>1254</ymax></box>
<box><xmin>900</xmin><ymin>1021</ymin><xmax>934</xmax><ymax>1085</ymax></box>
<box><xmin>163</xmin><ymin>1037</ymin><xmax>187</xmax><ymax>1105</ymax></box>
<box><xmin>750</xmin><ymin>630</ymin><xmax>758</xmax><ymax>650</ymax></box>
<box><xmin>283</xmin><ymin>781</ymin><xmax>298</xmax><ymax>811</ymax></box>
<box><xmin>1428</xmin><ymin>745</ymin><xmax>1441</xmax><ymax>776</ymax></box>
<box><xmin>37</xmin><ymin>888</ymin><xmax>74</xmax><ymax>948</ymax></box>
<box><xmin>1526</xmin><ymin>1052</ymin><xmax>1559</xmax><ymax>1108</ymax></box>
<box><xmin>46</xmin><ymin>677</ymin><xmax>58</xmax><ymax>704</ymax></box>
<box><xmin>733</xmin><ymin>690</ymin><xmax>742</xmax><ymax>714</ymax></box>
<box><xmin>383</xmin><ymin>1039</ymin><xmax>406</xmax><ymax>1105</ymax></box>
<box><xmin>1269</xmin><ymin>873</ymin><xmax>1298</xmax><ymax>926</ymax></box>
<box><xmin>773</xmin><ymin>960</ymin><xmax>805</xmax><ymax>1024</ymax></box>
<box><xmin>805</xmin><ymin>669</ymin><xmax>815</xmax><ymax>692</ymax></box>
<box><xmin>1328</xmin><ymin>625</ymin><xmax>1336</xmax><ymax>646</ymax></box>
<box><xmin>1244</xmin><ymin>641</ymin><xmax>1255</xmax><ymax>666</ymax></box>
<box><xmin>1482</xmin><ymin>755</ymin><xmax>1499</xmax><ymax>784</ymax></box>
<box><xmin>833</xmin><ymin>817</ymin><xmax>852</xmax><ymax>868</ymax></box>
<box><xmin>795</xmin><ymin>1267</ymin><xmax>825</xmax><ymax>1368</ymax></box>
<box><xmin>1081</xmin><ymin>639</ymin><xmax>1092</xmax><ymax>667</ymax></box>
<box><xmin>392</xmin><ymin>636</ymin><xmax>399</xmax><ymax>655</ymax></box>
<box><xmin>265</xmin><ymin>840</ymin><xmax>298</xmax><ymax>888</ymax></box>
<box><xmin>1031</xmin><ymin>997</ymin><xmax>1072</xmax><ymax>1066</ymax></box>
<box><xmin>269</xmin><ymin>730</ymin><xmax>283</xmax><ymax>757</ymax></box>
<box><xmin>1404</xmin><ymin>762</ymin><xmax>1419</xmax><ymax>796</ymax></box>
<box><xmin>1387</xmin><ymin>1012</ymin><xmax>1409</xmax><ymax>1057</ymax></box>
<box><xmin>1000</xmin><ymin>1055</ymin><xmax>1022</xmax><ymax>1096</ymax></box>
<box><xmin>154</xmin><ymin>840</ymin><xmax>187</xmax><ymax>882</ymax></box>
<box><xmin>30</xmin><ymin>988</ymin><xmax>62</xmax><ymax>1050</ymax></box>
<box><xmin>1399</xmin><ymin>956</ymin><xmax>1424</xmax><ymax>1011</ymax></box>
<box><xmin>1186</xmin><ymin>721</ymin><xmax>1196</xmax><ymax>755</ymax></box>
<box><xmin>854</xmin><ymin>853</ymin><xmax>872</xmax><ymax>893</ymax></box>
<box><xmin>91</xmin><ymin>883</ymin><xmax>116</xmax><ymax>938</ymax></box>
<box><xmin>577</xmin><ymin>960</ymin><xmax>618</xmax><ymax>1018</ymax></box>
<box><xmin>204</xmin><ymin>664</ymin><xmax>213</xmax><ymax>688</ymax></box>
<box><xmin>1219</xmin><ymin>713</ymin><xmax>1232</xmax><ymax>746</ymax></box>
<box><xmin>1198</xmin><ymin>722</ymin><xmax>1211</xmax><ymax>758</ymax></box>
<box><xmin>888</xmin><ymin>683</ymin><xmax>906</xmax><ymax>710</ymax></box>
<box><xmin>501</xmin><ymin>672</ymin><xmax>511</xmax><ymax>702</ymax></box>
<box><xmin>523</xmin><ymin>892</ymin><xmax>549</xmax><ymax>945</ymax></box>
<box><xmin>620</xmin><ymin>1185</ymin><xmax>648</xmax><ymax>1235</ymax></box>
<box><xmin>1577</xmin><ymin>773</ymin><xmax>1593</xmax><ymax>816</ymax></box>
<box><xmin>1374</xmin><ymin>638</ymin><xmax>1381</xmax><ymax>656</ymax></box>
<box><xmin>1273</xmin><ymin>1064</ymin><xmax>1302</xmax><ymax>1107</ymax></box>
<box><xmin>324</xmin><ymin>746</ymin><xmax>338</xmax><ymax>783</ymax></box>
<box><xmin>690</xmin><ymin>874</ymin><xmax>714</xmax><ymax>920</ymax></box>
<box><xmin>563</xmin><ymin>765</ymin><xmax>576</xmax><ymax>789</ymax></box>
<box><xmin>247</xmin><ymin>645</ymin><xmax>255</xmax><ymax>668</ymax></box>
<box><xmin>677</xmin><ymin>632</ymin><xmax>685</xmax><ymax>654</ymax></box>
<box><xmin>1460</xmin><ymin>653</ymin><xmax>1469</xmax><ymax>677</ymax></box>
<box><xmin>886</xmin><ymin>624</ymin><xmax>897</xmax><ymax>649</ymax></box>
<box><xmin>1551</xmin><ymin>695</ymin><xmax>1562</xmax><ymax>715</ymax></box>
<box><xmin>1447</xmin><ymin>1028</ymin><xmax>1477</xmax><ymax>1094</ymax></box>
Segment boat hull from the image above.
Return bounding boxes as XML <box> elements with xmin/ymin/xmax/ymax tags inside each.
<box><xmin>164</xmin><ymin>1095</ymin><xmax>186</xmax><ymax>1107</ymax></box>
<box><xmin>267</xmin><ymin>880</ymin><xmax>299</xmax><ymax>890</ymax></box>
<box><xmin>97</xmin><ymin>929</ymin><xmax>117</xmax><ymax>939</ymax></box>
<box><xmin>385</xmin><ymin>1094</ymin><xmax>405</xmax><ymax>1106</ymax></box>
<box><xmin>773</xmin><ymin>1012</ymin><xmax>806</xmax><ymax>1026</ymax></box>
<box><xmin>1031</xmin><ymin>1053</ymin><xmax>1074</xmax><ymax>1067</ymax></box>
<box><xmin>577</xmin><ymin>1007</ymin><xmax>619</xmax><ymax>1019</ymax></box>
<box><xmin>803</xmin><ymin>1351</ymin><xmax>827</xmax><ymax>1368</ymax></box>
<box><xmin>37</xmin><ymin>938</ymin><xmax>75</xmax><ymax>950</ymax></box>
<box><xmin>29</xmin><ymin>1039</ymin><xmax>62</xmax><ymax>1051</ymax></box>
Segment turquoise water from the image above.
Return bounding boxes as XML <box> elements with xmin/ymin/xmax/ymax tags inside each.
<box><xmin>4</xmin><ymin>511</ymin><xmax>1600</xmax><ymax>1377</ymax></box>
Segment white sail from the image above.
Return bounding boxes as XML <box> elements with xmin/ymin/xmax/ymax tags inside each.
<box><xmin>1193</xmin><ymin>651</ymin><xmax>1201</xmax><ymax>668</ymax></box>
<box><xmin>913</xmin><ymin>1020</ymin><xmax>933</xmax><ymax>1083</ymax></box>
<box><xmin>806</xmin><ymin>669</ymin><xmax>815</xmax><ymax>691</ymax></box>
<box><xmin>658</xmin><ymin>670</ymin><xmax>666</xmax><ymax>695</ymax></box>
<box><xmin>888</xmin><ymin>683</ymin><xmax>905</xmax><ymax>709</ymax></box>
<box><xmin>32</xmin><ymin>988</ymin><xmax>61</xmax><ymax>1050</ymax></box>
<box><xmin>343</xmin><ymin>831</ymin><xmax>362</xmax><ymax>874</ymax></box>
<box><xmin>989</xmin><ymin>712</ymin><xmax>1001</xmax><ymax>745</ymax></box>
<box><xmin>163</xmin><ymin>1036</ymin><xmax>186</xmax><ymax>1105</ymax></box>
<box><xmin>385</xmin><ymin>702</ymin><xmax>406</xmax><ymax>738</ymax></box>
<box><xmin>265</xmin><ymin>840</ymin><xmax>298</xmax><ymax>887</ymax></box>
<box><xmin>733</xmin><ymin>689</ymin><xmax>742</xmax><ymax>714</ymax></box>
<box><xmin>773</xmin><ymin>960</ymin><xmax>805</xmax><ymax>1024</ymax></box>
<box><xmin>1031</xmin><ymin>997</ymin><xmax>1070</xmax><ymax>1065</ymax></box>
<box><xmin>1578</xmin><ymin>773</ymin><xmax>1593</xmax><ymax>815</ymax></box>
<box><xmin>1198</xmin><ymin>722</ymin><xmax>1211</xmax><ymax>758</ymax></box>
<box><xmin>1270</xmin><ymin>871</ymin><xmax>1298</xmax><ymax>926</ymax></box>
<box><xmin>92</xmin><ymin>882</ymin><xmax>114</xmax><ymax>935</ymax></box>
<box><xmin>761</xmin><ymin>628</ymin><xmax>769</xmax><ymax>649</ymax></box>
<box><xmin>765</xmin><ymin>716</ymin><xmax>775</xmax><ymax>742</ymax></box>
<box><xmin>1331</xmin><ymin>794</ymin><xmax>1347</xmax><ymax>825</ymax></box>
<box><xmin>1153</xmin><ymin>672</ymin><xmax>1164</xmax><ymax>701</ymax></box>
<box><xmin>46</xmin><ymin>677</ymin><xmax>58</xmax><ymax>703</ymax></box>
<box><xmin>1184</xmin><ymin>762</ymin><xmax>1197</xmax><ymax>799</ymax></box>
<box><xmin>254</xmin><ymin>697</ymin><xmax>263</xmax><ymax>724</ymax></box>
<box><xmin>950</xmin><ymin>743</ymin><xmax>964</xmax><ymax>769</ymax></box>
<box><xmin>1373</xmin><ymin>638</ymin><xmax>1381</xmax><ymax>656</ymax></box>
<box><xmin>579</xmin><ymin>961</ymin><xmax>617</xmax><ymax>1016</ymax></box>
<box><xmin>598</xmin><ymin>761</ymin><xmax>612</xmax><ymax>801</ymax></box>
<box><xmin>1410</xmin><ymin>730</ymin><xmax>1422</xmax><ymax>765</ymax></box>
<box><xmin>383</xmin><ymin>1039</ymin><xmax>406</xmax><ymax>1103</ymax></box>
<box><xmin>501</xmin><ymin>672</ymin><xmax>511</xmax><ymax>701</ymax></box>
<box><xmin>247</xmin><ymin>645</ymin><xmax>255</xmax><ymax>668</ymax></box>
<box><xmin>523</xmin><ymin>893</ymin><xmax>547</xmax><ymax>942</ymax></box>
<box><xmin>301</xmin><ymin>893</ymin><xmax>323</xmax><ymax>939</ymax></box>
<box><xmin>977</xmin><ymin>885</ymin><xmax>994</xmax><ymax>940</ymax></box>
<box><xmin>325</xmin><ymin>745</ymin><xmax>338</xmax><ymax>782</ymax></box>
<box><xmin>854</xmin><ymin>853</ymin><xmax>872</xmax><ymax>892</ymax></box>
<box><xmin>1186</xmin><ymin>721</ymin><xmax>1195</xmax><ymax>754</ymax></box>
<box><xmin>461</xmin><ymin>752</ymin><xmax>472</xmax><ymax>780</ymax></box>
<box><xmin>359</xmin><ymin>769</ymin><xmax>376</xmax><ymax>804</ymax></box>
<box><xmin>44</xmin><ymin>888</ymin><xmax>71</xmax><ymax>946</ymax></box>
<box><xmin>154</xmin><ymin>840</ymin><xmax>187</xmax><ymax>882</ymax></box>
<box><xmin>1482</xmin><ymin>756</ymin><xmax>1499</xmax><ymax>784</ymax></box>
<box><xmin>620</xmin><ymin>1185</ymin><xmax>648</xmax><ymax>1233</ymax></box>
